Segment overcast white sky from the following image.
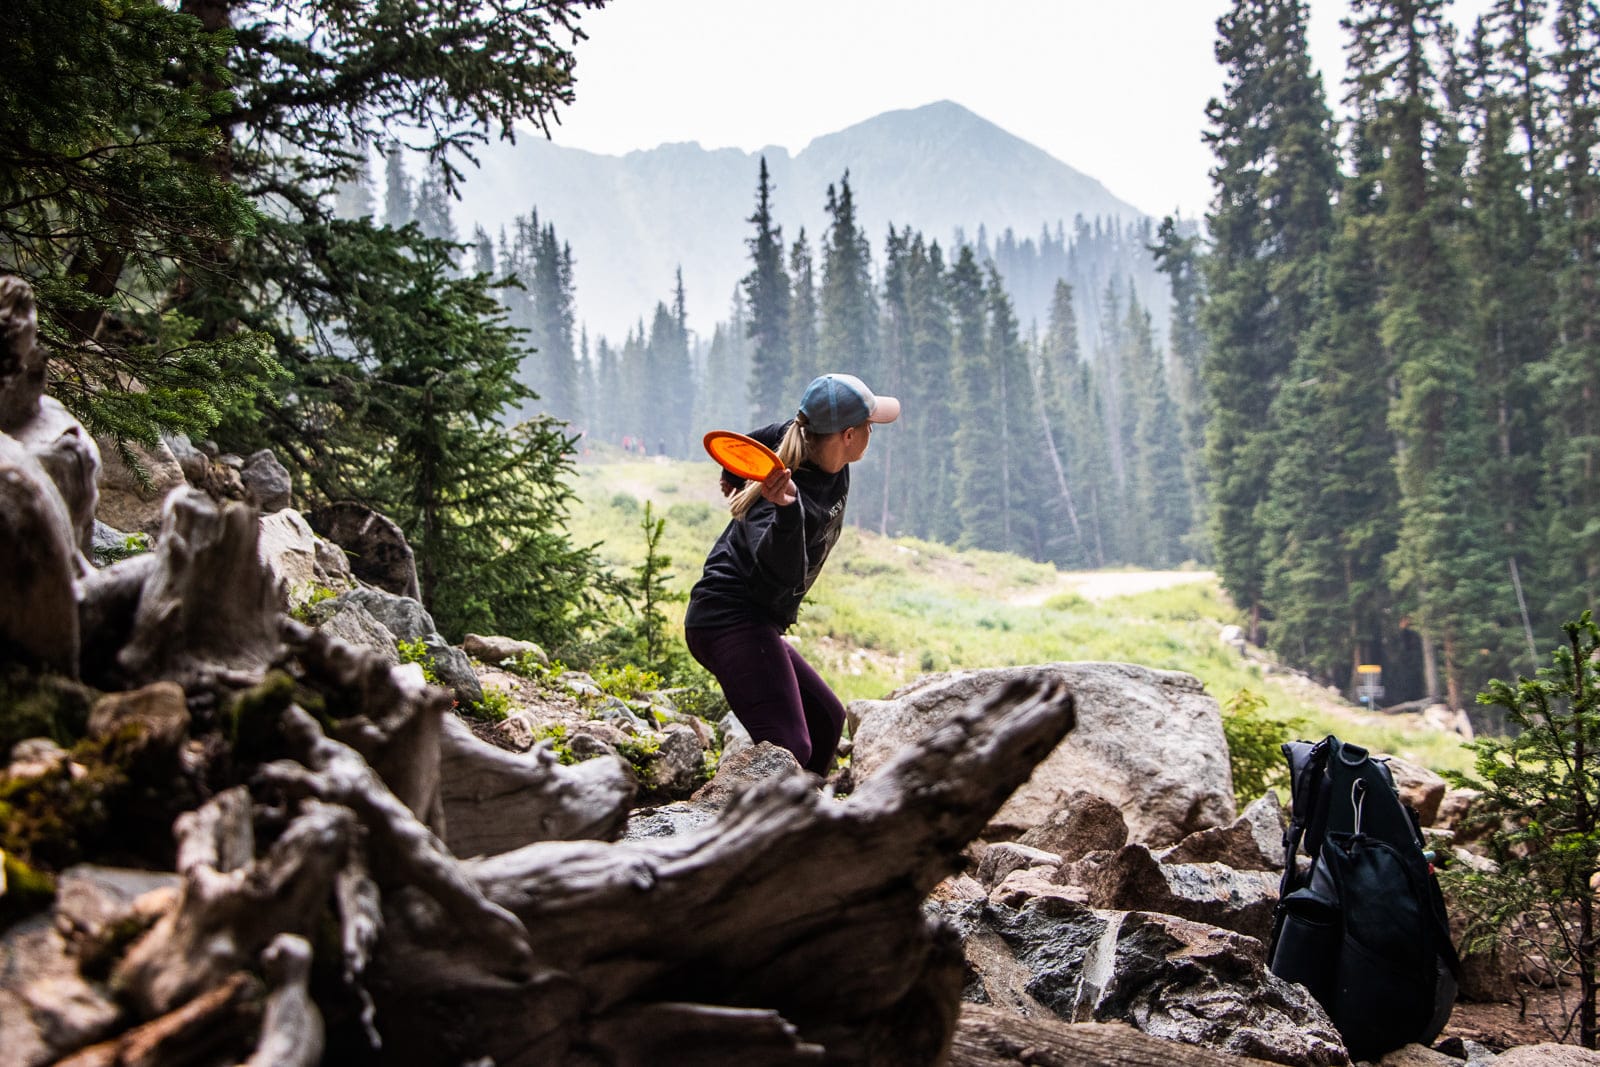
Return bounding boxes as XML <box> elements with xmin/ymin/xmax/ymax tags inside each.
<box><xmin>545</xmin><ymin>0</ymin><xmax>1497</xmax><ymax>220</ymax></box>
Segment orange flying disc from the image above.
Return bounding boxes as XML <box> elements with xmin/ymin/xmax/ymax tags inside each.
<box><xmin>703</xmin><ymin>430</ymin><xmax>784</xmax><ymax>482</ymax></box>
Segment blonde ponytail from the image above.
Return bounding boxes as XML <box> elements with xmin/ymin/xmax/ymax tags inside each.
<box><xmin>728</xmin><ymin>416</ymin><xmax>815</xmax><ymax>519</ymax></box>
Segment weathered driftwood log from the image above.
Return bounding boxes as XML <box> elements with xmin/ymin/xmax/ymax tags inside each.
<box><xmin>0</xmin><ymin>433</ymin><xmax>81</xmax><ymax>674</ymax></box>
<box><xmin>0</xmin><ymin>274</ymin><xmax>99</xmax><ymax>560</ymax></box>
<box><xmin>284</xmin><ymin>619</ymin><xmax>450</xmax><ymax>829</ymax></box>
<box><xmin>240</xmin><ymin>934</ymin><xmax>323</xmax><ymax>1067</ymax></box>
<box><xmin>117</xmin><ymin>490</ymin><xmax>284</xmax><ymax>690</ymax></box>
<box><xmin>438</xmin><ymin>712</ymin><xmax>636</xmax><ymax>857</ymax></box>
<box><xmin>258</xmin><ymin>706</ymin><xmax>534</xmax><ymax>984</ymax></box>
<box><xmin>344</xmin><ymin>677</ymin><xmax>1077</xmax><ymax>1066</ymax></box>
<box><xmin>50</xmin><ymin>970</ymin><xmax>262</xmax><ymax>1067</ymax></box>
<box><xmin>111</xmin><ymin>799</ymin><xmax>356</xmax><ymax>1017</ymax></box>
<box><xmin>948</xmin><ymin>1004</ymin><xmax>1284</xmax><ymax>1067</ymax></box>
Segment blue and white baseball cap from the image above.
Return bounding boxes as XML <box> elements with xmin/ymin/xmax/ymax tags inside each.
<box><xmin>797</xmin><ymin>373</ymin><xmax>901</xmax><ymax>435</ymax></box>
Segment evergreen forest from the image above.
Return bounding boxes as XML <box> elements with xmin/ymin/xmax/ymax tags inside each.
<box><xmin>2</xmin><ymin>0</ymin><xmax>1597</xmax><ymax>718</ymax></box>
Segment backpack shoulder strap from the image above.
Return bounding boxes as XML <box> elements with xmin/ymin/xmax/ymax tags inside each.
<box><xmin>1279</xmin><ymin>737</ymin><xmax>1333</xmax><ymax>893</ymax></box>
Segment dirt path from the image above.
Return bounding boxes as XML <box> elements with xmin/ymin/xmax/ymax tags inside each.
<box><xmin>1010</xmin><ymin>569</ymin><xmax>1219</xmax><ymax>606</ymax></box>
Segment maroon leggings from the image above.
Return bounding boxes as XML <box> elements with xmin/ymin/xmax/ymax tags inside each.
<box><xmin>685</xmin><ymin>622</ymin><xmax>846</xmax><ymax>776</ymax></box>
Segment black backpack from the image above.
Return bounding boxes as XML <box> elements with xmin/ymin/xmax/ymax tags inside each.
<box><xmin>1267</xmin><ymin>735</ymin><xmax>1461</xmax><ymax>1061</ymax></box>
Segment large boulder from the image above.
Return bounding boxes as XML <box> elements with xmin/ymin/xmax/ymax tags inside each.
<box><xmin>1383</xmin><ymin>755</ymin><xmax>1448</xmax><ymax>828</ymax></box>
<box><xmin>937</xmin><ymin>896</ymin><xmax>1348</xmax><ymax>1066</ymax></box>
<box><xmin>1157</xmin><ymin>791</ymin><xmax>1286</xmax><ymax>871</ymax></box>
<box><xmin>318</xmin><ymin>586</ymin><xmax>480</xmax><ymax>705</ymax></box>
<box><xmin>851</xmin><ymin>663</ymin><xmax>1235</xmax><ymax>845</ymax></box>
<box><xmin>256</xmin><ymin>508</ymin><xmax>352</xmax><ymax>610</ymax></box>
<box><xmin>1016</xmin><ymin>789</ymin><xmax>1130</xmax><ymax>862</ymax></box>
<box><xmin>239</xmin><ymin>449</ymin><xmax>291</xmax><ymax>513</ymax></box>
<box><xmin>1058</xmin><ymin>844</ymin><xmax>1280</xmax><ymax>942</ymax></box>
<box><xmin>306</xmin><ymin>501</ymin><xmax>420</xmax><ymax>599</ymax></box>
<box><xmin>94</xmin><ymin>435</ymin><xmax>186</xmax><ymax>536</ymax></box>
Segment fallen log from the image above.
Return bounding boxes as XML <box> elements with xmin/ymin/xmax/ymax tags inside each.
<box><xmin>949</xmin><ymin>1004</ymin><xmax>1286</xmax><ymax>1067</ymax></box>
<box><xmin>352</xmin><ymin>676</ymin><xmax>1079</xmax><ymax>1066</ymax></box>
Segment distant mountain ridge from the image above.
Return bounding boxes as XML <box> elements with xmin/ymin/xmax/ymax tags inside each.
<box><xmin>453</xmin><ymin>100</ymin><xmax>1150</xmax><ymax>344</ymax></box>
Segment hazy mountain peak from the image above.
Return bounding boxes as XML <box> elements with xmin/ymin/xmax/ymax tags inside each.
<box><xmin>453</xmin><ymin>103</ymin><xmax>1149</xmax><ymax>342</ymax></box>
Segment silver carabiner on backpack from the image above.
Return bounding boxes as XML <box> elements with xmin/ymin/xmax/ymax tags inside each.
<box><xmin>1351</xmin><ymin>778</ymin><xmax>1367</xmax><ymax>836</ymax></box>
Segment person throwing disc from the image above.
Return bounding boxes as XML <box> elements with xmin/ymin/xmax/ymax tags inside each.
<box><xmin>685</xmin><ymin>373</ymin><xmax>901</xmax><ymax>776</ymax></box>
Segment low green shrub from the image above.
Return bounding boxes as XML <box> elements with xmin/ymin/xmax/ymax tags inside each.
<box><xmin>1221</xmin><ymin>687</ymin><xmax>1299</xmax><ymax>806</ymax></box>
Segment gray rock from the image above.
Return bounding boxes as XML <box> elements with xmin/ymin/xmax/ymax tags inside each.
<box><xmin>559</xmin><ymin>671</ymin><xmax>603</xmax><ymax>701</ymax></box>
<box><xmin>976</xmin><ymin>842</ymin><xmax>1063</xmax><ymax>888</ymax></box>
<box><xmin>936</xmin><ymin>896</ymin><xmax>1349</xmax><ymax>1066</ymax></box>
<box><xmin>1370</xmin><ymin>1044</ymin><xmax>1461</xmax><ymax>1066</ymax></box>
<box><xmin>624</xmin><ymin>802</ymin><xmax>719</xmax><ymax>840</ymax></box>
<box><xmin>305</xmin><ymin>501</ymin><xmax>420</xmax><ymax>599</ymax></box>
<box><xmin>649</xmin><ymin>723</ymin><xmax>708</xmax><ymax>799</ymax></box>
<box><xmin>593</xmin><ymin>696</ymin><xmax>647</xmax><ymax>733</ymax></box>
<box><xmin>463</xmin><ymin>633</ymin><xmax>547</xmax><ymax>666</ymax></box>
<box><xmin>90</xmin><ymin>519</ymin><xmax>136</xmax><ymax>567</ymax></box>
<box><xmin>330</xmin><ymin>586</ymin><xmax>435</xmax><ymax>641</ymax></box>
<box><xmin>1383</xmin><ymin>755</ymin><xmax>1448</xmax><ymax>828</ymax></box>
<box><xmin>317</xmin><ymin>587</ymin><xmax>479</xmax><ymax>703</ymax></box>
<box><xmin>424</xmin><ymin>637</ymin><xmax>482</xmax><ymax>705</ymax></box>
<box><xmin>258</xmin><ymin>508</ymin><xmax>352</xmax><ymax>610</ymax></box>
<box><xmin>717</xmin><ymin>711</ymin><xmax>754</xmax><ymax>762</ymax></box>
<box><xmin>94</xmin><ymin>434</ymin><xmax>185</xmax><ymax>536</ymax></box>
<box><xmin>568</xmin><ymin>731</ymin><xmax>620</xmax><ymax>762</ymax></box>
<box><xmin>317</xmin><ymin>601</ymin><xmax>401</xmax><ymax>664</ymax></box>
<box><xmin>1060</xmin><ymin>843</ymin><xmax>1280</xmax><ymax>942</ymax></box>
<box><xmin>691</xmin><ymin>741</ymin><xmax>804</xmax><ymax>806</ymax></box>
<box><xmin>1157</xmin><ymin>790</ymin><xmax>1285</xmax><ymax>871</ymax></box>
<box><xmin>499</xmin><ymin>711</ymin><xmax>540</xmax><ymax>752</ymax></box>
<box><xmin>163</xmin><ymin>432</ymin><xmax>208</xmax><ymax>485</ymax></box>
<box><xmin>570</xmin><ymin>720</ymin><xmax>632</xmax><ymax>749</ymax></box>
<box><xmin>0</xmin><ymin>914</ymin><xmax>121</xmax><ymax>1067</ymax></box>
<box><xmin>851</xmin><ymin>663</ymin><xmax>1236</xmax><ymax>845</ymax></box>
<box><xmin>1016</xmin><ymin>790</ymin><xmax>1130</xmax><ymax>862</ymax></box>
<box><xmin>1494</xmin><ymin>1046</ymin><xmax>1600</xmax><ymax>1066</ymax></box>
<box><xmin>1434</xmin><ymin>787</ymin><xmax>1483</xmax><ymax>836</ymax></box>
<box><xmin>7</xmin><ymin>737</ymin><xmax>71</xmax><ymax>778</ymax></box>
<box><xmin>240</xmin><ymin>448</ymin><xmax>291</xmax><ymax>512</ymax></box>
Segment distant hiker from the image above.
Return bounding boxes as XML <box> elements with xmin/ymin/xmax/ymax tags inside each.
<box><xmin>685</xmin><ymin>373</ymin><xmax>900</xmax><ymax>775</ymax></box>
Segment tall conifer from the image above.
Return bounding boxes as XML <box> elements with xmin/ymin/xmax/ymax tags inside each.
<box><xmin>1202</xmin><ymin>0</ymin><xmax>1340</xmax><ymax>641</ymax></box>
<box><xmin>1542</xmin><ymin>0</ymin><xmax>1600</xmax><ymax>618</ymax></box>
<box><xmin>742</xmin><ymin>157</ymin><xmax>792</xmax><ymax>422</ymax></box>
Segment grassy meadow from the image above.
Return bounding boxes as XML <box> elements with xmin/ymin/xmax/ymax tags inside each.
<box><xmin>566</xmin><ymin>450</ymin><xmax>1477</xmax><ymax>776</ymax></box>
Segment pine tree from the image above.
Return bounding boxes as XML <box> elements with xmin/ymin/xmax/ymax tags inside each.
<box><xmin>332</xmin><ymin>143</ymin><xmax>377</xmax><ymax>221</ymax></box>
<box><xmin>1035</xmin><ymin>280</ymin><xmax>1101</xmax><ymax>566</ymax></box>
<box><xmin>383</xmin><ymin>143</ymin><xmax>414</xmax><ymax>229</ymax></box>
<box><xmin>950</xmin><ymin>246</ymin><xmax>1003</xmax><ymax>549</ymax></box>
<box><xmin>1151</xmin><ymin>216</ymin><xmax>1210</xmax><ymax>558</ymax></box>
<box><xmin>1454</xmin><ymin>612</ymin><xmax>1600</xmax><ymax>1048</ymax></box>
<box><xmin>694</xmin><ymin>288</ymin><xmax>752</xmax><ymax>436</ymax></box>
<box><xmin>1258</xmin><ymin>109</ymin><xmax>1402</xmax><ymax>693</ymax></box>
<box><xmin>318</xmin><ymin>230</ymin><xmax>608</xmax><ymax>644</ymax></box>
<box><xmin>742</xmin><ymin>157</ymin><xmax>792</xmax><ymax>421</ymax></box>
<box><xmin>787</xmin><ymin>229</ymin><xmax>819</xmax><ymax>402</ymax></box>
<box><xmin>1542</xmin><ymin>0</ymin><xmax>1600</xmax><ymax>619</ymax></box>
<box><xmin>904</xmin><ymin>236</ymin><xmax>958</xmax><ymax>543</ymax></box>
<box><xmin>818</xmin><ymin>172</ymin><xmax>883</xmax><ymax>523</ymax></box>
<box><xmin>0</xmin><ymin>0</ymin><xmax>269</xmax><ymax>447</ymax></box>
<box><xmin>1122</xmin><ymin>286</ymin><xmax>1192</xmax><ymax>567</ymax></box>
<box><xmin>1348</xmin><ymin>0</ymin><xmax>1509</xmax><ymax>709</ymax></box>
<box><xmin>412</xmin><ymin>170</ymin><xmax>458</xmax><ymax>248</ymax></box>
<box><xmin>1202</xmin><ymin>0</ymin><xmax>1340</xmax><ymax>642</ymax></box>
<box><xmin>1460</xmin><ymin>12</ymin><xmax>1554</xmax><ymax>649</ymax></box>
<box><xmin>472</xmin><ymin>225</ymin><xmax>496</xmax><ymax>276</ymax></box>
<box><xmin>880</xmin><ymin>227</ymin><xmax>915</xmax><ymax>535</ymax></box>
<box><xmin>986</xmin><ymin>265</ymin><xmax>1050</xmax><ymax>558</ymax></box>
